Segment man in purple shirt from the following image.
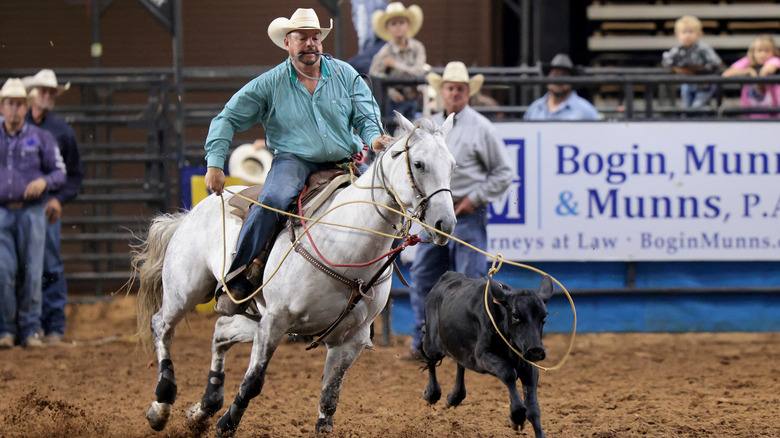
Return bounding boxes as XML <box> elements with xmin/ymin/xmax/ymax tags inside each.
<box><xmin>0</xmin><ymin>78</ymin><xmax>66</xmax><ymax>349</ymax></box>
<box><xmin>24</xmin><ymin>69</ymin><xmax>83</xmax><ymax>344</ymax></box>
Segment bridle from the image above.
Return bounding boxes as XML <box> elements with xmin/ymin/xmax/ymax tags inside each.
<box><xmin>375</xmin><ymin>126</ymin><xmax>452</xmax><ymax>232</ymax></box>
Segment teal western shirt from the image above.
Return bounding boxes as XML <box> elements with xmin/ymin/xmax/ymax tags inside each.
<box><xmin>205</xmin><ymin>57</ymin><xmax>383</xmax><ymax>168</ymax></box>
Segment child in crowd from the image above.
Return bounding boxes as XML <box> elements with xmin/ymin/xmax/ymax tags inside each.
<box><xmin>661</xmin><ymin>16</ymin><xmax>722</xmax><ymax>108</ymax></box>
<box><xmin>722</xmin><ymin>35</ymin><xmax>780</xmax><ymax>119</ymax></box>
<box><xmin>369</xmin><ymin>2</ymin><xmax>426</xmax><ymax>121</ymax></box>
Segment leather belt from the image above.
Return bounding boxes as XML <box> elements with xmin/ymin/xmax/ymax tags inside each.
<box><xmin>1</xmin><ymin>200</ymin><xmax>40</xmax><ymax>210</ymax></box>
<box><xmin>2</xmin><ymin>201</ymin><xmax>24</xmax><ymax>210</ymax></box>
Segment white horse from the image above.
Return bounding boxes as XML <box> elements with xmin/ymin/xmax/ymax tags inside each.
<box><xmin>133</xmin><ymin>113</ymin><xmax>457</xmax><ymax>436</ymax></box>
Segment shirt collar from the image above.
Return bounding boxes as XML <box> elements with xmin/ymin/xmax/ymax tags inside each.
<box><xmin>443</xmin><ymin>105</ymin><xmax>469</xmax><ymax>126</ymax></box>
<box><xmin>287</xmin><ymin>56</ymin><xmax>332</xmax><ymax>83</ymax></box>
<box><xmin>546</xmin><ymin>91</ymin><xmax>577</xmax><ymax>114</ymax></box>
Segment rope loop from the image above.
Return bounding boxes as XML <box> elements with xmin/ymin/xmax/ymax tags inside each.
<box><xmin>488</xmin><ymin>253</ymin><xmax>504</xmax><ymax>278</ymax></box>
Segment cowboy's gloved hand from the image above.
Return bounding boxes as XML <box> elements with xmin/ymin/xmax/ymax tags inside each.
<box><xmin>372</xmin><ymin>135</ymin><xmax>393</xmax><ymax>153</ymax></box>
<box><xmin>205</xmin><ymin>167</ymin><xmax>226</xmax><ymax>196</ymax></box>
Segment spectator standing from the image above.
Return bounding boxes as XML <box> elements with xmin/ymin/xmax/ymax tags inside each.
<box><xmin>407</xmin><ymin>62</ymin><xmax>513</xmax><ymax>358</ymax></box>
<box><xmin>369</xmin><ymin>2</ymin><xmax>426</xmax><ymax>121</ymax></box>
<box><xmin>661</xmin><ymin>16</ymin><xmax>722</xmax><ymax>109</ymax></box>
<box><xmin>722</xmin><ymin>34</ymin><xmax>780</xmax><ymax>119</ymax></box>
<box><xmin>0</xmin><ymin>78</ymin><xmax>66</xmax><ymax>349</ymax></box>
<box><xmin>524</xmin><ymin>54</ymin><xmax>600</xmax><ymax>121</ymax></box>
<box><xmin>22</xmin><ymin>69</ymin><xmax>84</xmax><ymax>344</ymax></box>
<box><xmin>203</xmin><ymin>8</ymin><xmax>391</xmax><ymax>316</ymax></box>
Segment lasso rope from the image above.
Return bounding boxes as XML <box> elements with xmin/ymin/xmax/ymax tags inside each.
<box><xmin>215</xmin><ymin>157</ymin><xmax>576</xmax><ymax>372</ymax></box>
<box><xmin>483</xmin><ymin>256</ymin><xmax>576</xmax><ymax>371</ymax></box>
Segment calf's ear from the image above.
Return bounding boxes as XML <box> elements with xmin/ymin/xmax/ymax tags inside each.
<box><xmin>488</xmin><ymin>279</ymin><xmax>510</xmax><ymax>306</ymax></box>
<box><xmin>538</xmin><ymin>275</ymin><xmax>554</xmax><ymax>303</ymax></box>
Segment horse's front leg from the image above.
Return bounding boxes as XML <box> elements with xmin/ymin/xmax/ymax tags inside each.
<box><xmin>215</xmin><ymin>312</ymin><xmax>287</xmax><ymax>437</ymax></box>
<box><xmin>316</xmin><ymin>327</ymin><xmax>370</xmax><ymax>434</ymax></box>
<box><xmin>186</xmin><ymin>315</ymin><xmax>258</xmax><ymax>426</ymax></box>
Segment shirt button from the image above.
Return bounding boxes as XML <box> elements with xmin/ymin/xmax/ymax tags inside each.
<box><xmin>323</xmin><ymin>134</ymin><xmax>327</xmax><ymax>138</ymax></box>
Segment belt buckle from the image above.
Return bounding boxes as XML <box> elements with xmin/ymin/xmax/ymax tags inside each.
<box><xmin>5</xmin><ymin>201</ymin><xmax>24</xmax><ymax>210</ymax></box>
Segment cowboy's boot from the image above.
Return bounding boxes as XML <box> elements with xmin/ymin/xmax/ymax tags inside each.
<box><xmin>214</xmin><ymin>260</ymin><xmax>262</xmax><ymax>316</ymax></box>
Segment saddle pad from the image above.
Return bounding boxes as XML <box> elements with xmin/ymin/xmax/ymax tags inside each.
<box><xmin>227</xmin><ymin>184</ymin><xmax>264</xmax><ymax>223</ymax></box>
<box><xmin>300</xmin><ymin>173</ymin><xmax>352</xmax><ymax>219</ymax></box>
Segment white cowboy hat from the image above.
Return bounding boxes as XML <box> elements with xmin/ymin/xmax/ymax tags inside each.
<box><xmin>228</xmin><ymin>143</ymin><xmax>274</xmax><ymax>185</ymax></box>
<box><xmin>0</xmin><ymin>78</ymin><xmax>27</xmax><ymax>100</ymax></box>
<box><xmin>426</xmin><ymin>61</ymin><xmax>484</xmax><ymax>97</ymax></box>
<box><xmin>22</xmin><ymin>69</ymin><xmax>70</xmax><ymax>95</ymax></box>
<box><xmin>371</xmin><ymin>2</ymin><xmax>424</xmax><ymax>42</ymax></box>
<box><xmin>267</xmin><ymin>8</ymin><xmax>333</xmax><ymax>50</ymax></box>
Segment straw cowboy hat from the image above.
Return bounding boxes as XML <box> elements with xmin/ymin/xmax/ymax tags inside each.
<box><xmin>267</xmin><ymin>8</ymin><xmax>333</xmax><ymax>50</ymax></box>
<box><xmin>0</xmin><ymin>78</ymin><xmax>27</xmax><ymax>100</ymax></box>
<box><xmin>426</xmin><ymin>61</ymin><xmax>484</xmax><ymax>97</ymax></box>
<box><xmin>22</xmin><ymin>69</ymin><xmax>71</xmax><ymax>95</ymax></box>
<box><xmin>228</xmin><ymin>143</ymin><xmax>274</xmax><ymax>185</ymax></box>
<box><xmin>371</xmin><ymin>2</ymin><xmax>424</xmax><ymax>42</ymax></box>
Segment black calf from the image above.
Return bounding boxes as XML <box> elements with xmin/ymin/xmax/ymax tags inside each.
<box><xmin>421</xmin><ymin>272</ymin><xmax>553</xmax><ymax>438</ymax></box>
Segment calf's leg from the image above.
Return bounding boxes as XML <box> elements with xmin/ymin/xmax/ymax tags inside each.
<box><xmin>518</xmin><ymin>364</ymin><xmax>546</xmax><ymax>438</ymax></box>
<box><xmin>445</xmin><ymin>364</ymin><xmax>467</xmax><ymax>407</ymax></box>
<box><xmin>478</xmin><ymin>352</ymin><xmax>526</xmax><ymax>429</ymax></box>
<box><xmin>423</xmin><ymin>359</ymin><xmax>441</xmax><ymax>404</ymax></box>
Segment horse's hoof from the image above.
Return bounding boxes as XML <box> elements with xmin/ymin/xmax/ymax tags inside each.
<box><xmin>146</xmin><ymin>401</ymin><xmax>171</xmax><ymax>431</ymax></box>
<box><xmin>315</xmin><ymin>417</ymin><xmax>333</xmax><ymax>434</ymax></box>
<box><xmin>185</xmin><ymin>402</ymin><xmax>209</xmax><ymax>426</ymax></box>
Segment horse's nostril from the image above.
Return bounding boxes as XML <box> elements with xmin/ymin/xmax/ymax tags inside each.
<box><xmin>435</xmin><ymin>219</ymin><xmax>443</xmax><ymax>231</ymax></box>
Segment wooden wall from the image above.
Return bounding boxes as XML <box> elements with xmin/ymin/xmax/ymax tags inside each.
<box><xmin>0</xmin><ymin>0</ymin><xmax>502</xmax><ymax>70</ymax></box>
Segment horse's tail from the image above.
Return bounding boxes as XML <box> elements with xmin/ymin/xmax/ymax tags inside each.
<box><xmin>130</xmin><ymin>212</ymin><xmax>188</xmax><ymax>351</ymax></box>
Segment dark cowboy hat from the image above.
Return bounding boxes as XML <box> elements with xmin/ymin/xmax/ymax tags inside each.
<box><xmin>542</xmin><ymin>54</ymin><xmax>582</xmax><ymax>76</ymax></box>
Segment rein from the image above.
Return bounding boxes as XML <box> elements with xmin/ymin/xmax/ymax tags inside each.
<box><xmin>296</xmin><ymin>126</ymin><xmax>445</xmax><ymax>269</ymax></box>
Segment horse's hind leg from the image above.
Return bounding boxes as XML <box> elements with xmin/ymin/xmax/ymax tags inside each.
<box><xmin>215</xmin><ymin>312</ymin><xmax>288</xmax><ymax>437</ymax></box>
<box><xmin>146</xmin><ymin>285</ymin><xmax>210</xmax><ymax>431</ymax></box>
<box><xmin>315</xmin><ymin>332</ymin><xmax>368</xmax><ymax>434</ymax></box>
<box><xmin>186</xmin><ymin>315</ymin><xmax>258</xmax><ymax>426</ymax></box>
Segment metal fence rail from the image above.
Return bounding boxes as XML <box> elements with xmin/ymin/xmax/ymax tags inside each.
<box><xmin>3</xmin><ymin>66</ymin><xmax>777</xmax><ymax>295</ymax></box>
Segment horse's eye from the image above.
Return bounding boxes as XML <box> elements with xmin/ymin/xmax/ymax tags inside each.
<box><xmin>414</xmin><ymin>161</ymin><xmax>424</xmax><ymax>171</ymax></box>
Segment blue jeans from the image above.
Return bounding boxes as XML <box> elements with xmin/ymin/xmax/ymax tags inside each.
<box><xmin>229</xmin><ymin>152</ymin><xmax>338</xmax><ymax>273</ymax></box>
<box><xmin>409</xmin><ymin>207</ymin><xmax>488</xmax><ymax>350</ymax></box>
<box><xmin>681</xmin><ymin>83</ymin><xmax>716</xmax><ymax>108</ymax></box>
<box><xmin>0</xmin><ymin>204</ymin><xmax>46</xmax><ymax>340</ymax></box>
<box><xmin>41</xmin><ymin>218</ymin><xmax>67</xmax><ymax>336</ymax></box>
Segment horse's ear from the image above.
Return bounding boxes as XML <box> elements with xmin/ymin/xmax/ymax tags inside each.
<box><xmin>440</xmin><ymin>112</ymin><xmax>455</xmax><ymax>139</ymax></box>
<box><xmin>394</xmin><ymin>111</ymin><xmax>415</xmax><ymax>134</ymax></box>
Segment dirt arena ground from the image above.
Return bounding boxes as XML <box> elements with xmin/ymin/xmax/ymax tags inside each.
<box><xmin>1</xmin><ymin>295</ymin><xmax>778</xmax><ymax>438</ymax></box>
